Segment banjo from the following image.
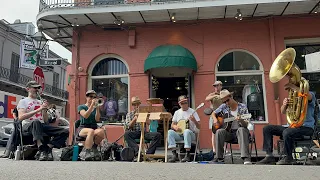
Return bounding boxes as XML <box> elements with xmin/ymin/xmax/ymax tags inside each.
<box><xmin>176</xmin><ymin>103</ymin><xmax>205</xmax><ymax>135</ymax></box>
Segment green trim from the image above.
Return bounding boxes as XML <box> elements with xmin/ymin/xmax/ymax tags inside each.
<box><xmin>144</xmin><ymin>45</ymin><xmax>197</xmax><ymax>72</ymax></box>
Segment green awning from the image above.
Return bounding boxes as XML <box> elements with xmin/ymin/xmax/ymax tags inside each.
<box><xmin>144</xmin><ymin>45</ymin><xmax>197</xmax><ymax>72</ymax></box>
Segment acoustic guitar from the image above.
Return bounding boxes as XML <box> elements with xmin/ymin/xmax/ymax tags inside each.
<box><xmin>176</xmin><ymin>103</ymin><xmax>205</xmax><ymax>135</ymax></box>
<box><xmin>211</xmin><ymin>113</ymin><xmax>252</xmax><ymax>134</ymax></box>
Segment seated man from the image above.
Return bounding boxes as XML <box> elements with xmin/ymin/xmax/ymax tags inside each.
<box><xmin>257</xmin><ymin>84</ymin><xmax>316</xmax><ymax>165</ymax></box>
<box><xmin>168</xmin><ymin>95</ymin><xmax>201</xmax><ymax>163</ymax></box>
<box><xmin>124</xmin><ymin>96</ymin><xmax>162</xmax><ymax>160</ymax></box>
<box><xmin>17</xmin><ymin>81</ymin><xmax>69</xmax><ymax>161</ymax></box>
<box><xmin>212</xmin><ymin>90</ymin><xmax>252</xmax><ymax>164</ymax></box>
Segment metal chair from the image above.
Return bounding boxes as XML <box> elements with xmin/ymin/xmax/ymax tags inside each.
<box><xmin>176</xmin><ymin>131</ymin><xmax>200</xmax><ymax>162</ymax></box>
<box><xmin>224</xmin><ymin>123</ymin><xmax>258</xmax><ymax>164</ymax></box>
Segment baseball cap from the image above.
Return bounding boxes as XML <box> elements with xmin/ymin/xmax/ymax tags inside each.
<box><xmin>86</xmin><ymin>90</ymin><xmax>97</xmax><ymax>96</ymax></box>
<box><xmin>178</xmin><ymin>95</ymin><xmax>188</xmax><ymax>103</ymax></box>
<box><xmin>213</xmin><ymin>80</ymin><xmax>222</xmax><ymax>86</ymax></box>
<box><xmin>26</xmin><ymin>81</ymin><xmax>41</xmax><ymax>88</ymax></box>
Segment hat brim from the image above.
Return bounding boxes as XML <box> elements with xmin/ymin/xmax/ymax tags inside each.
<box><xmin>178</xmin><ymin>98</ymin><xmax>188</xmax><ymax>104</ymax></box>
<box><xmin>86</xmin><ymin>92</ymin><xmax>97</xmax><ymax>96</ymax></box>
<box><xmin>220</xmin><ymin>92</ymin><xmax>234</xmax><ymax>102</ymax></box>
<box><xmin>30</xmin><ymin>85</ymin><xmax>41</xmax><ymax>88</ymax></box>
<box><xmin>132</xmin><ymin>100</ymin><xmax>141</xmax><ymax>105</ymax></box>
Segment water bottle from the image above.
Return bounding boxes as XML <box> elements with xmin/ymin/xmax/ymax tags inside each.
<box><xmin>72</xmin><ymin>144</ymin><xmax>79</xmax><ymax>161</ymax></box>
<box><xmin>14</xmin><ymin>146</ymin><xmax>21</xmax><ymax>161</ymax></box>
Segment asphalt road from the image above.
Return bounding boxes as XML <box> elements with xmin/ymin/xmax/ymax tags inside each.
<box><xmin>0</xmin><ymin>158</ymin><xmax>319</xmax><ymax>180</ymax></box>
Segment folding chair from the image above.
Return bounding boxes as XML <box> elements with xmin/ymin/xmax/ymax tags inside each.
<box><xmin>176</xmin><ymin>132</ymin><xmax>200</xmax><ymax>162</ymax></box>
<box><xmin>292</xmin><ymin>121</ymin><xmax>319</xmax><ymax>165</ymax></box>
<box><xmin>224</xmin><ymin>123</ymin><xmax>258</xmax><ymax>164</ymax></box>
<box><xmin>73</xmin><ymin>120</ymin><xmax>104</xmax><ymax>161</ymax></box>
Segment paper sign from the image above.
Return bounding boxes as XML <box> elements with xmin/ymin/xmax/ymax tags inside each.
<box><xmin>149</xmin><ymin>112</ymin><xmax>162</xmax><ymax>120</ymax></box>
<box><xmin>137</xmin><ymin>113</ymin><xmax>148</xmax><ymax>122</ymax></box>
<box><xmin>305</xmin><ymin>51</ymin><xmax>320</xmax><ymax>72</ymax></box>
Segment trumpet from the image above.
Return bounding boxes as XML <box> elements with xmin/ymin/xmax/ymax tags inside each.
<box><xmin>94</xmin><ymin>98</ymin><xmax>104</xmax><ymax>107</ymax></box>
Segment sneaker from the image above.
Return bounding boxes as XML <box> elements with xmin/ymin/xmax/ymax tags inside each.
<box><xmin>38</xmin><ymin>151</ymin><xmax>48</xmax><ymax>161</ymax></box>
<box><xmin>212</xmin><ymin>158</ymin><xmax>224</xmax><ymax>163</ymax></box>
<box><xmin>276</xmin><ymin>157</ymin><xmax>294</xmax><ymax>165</ymax></box>
<box><xmin>168</xmin><ymin>154</ymin><xmax>179</xmax><ymax>163</ymax></box>
<box><xmin>243</xmin><ymin>157</ymin><xmax>252</xmax><ymax>165</ymax></box>
<box><xmin>79</xmin><ymin>148</ymin><xmax>94</xmax><ymax>161</ymax></box>
<box><xmin>256</xmin><ymin>156</ymin><xmax>276</xmax><ymax>165</ymax></box>
<box><xmin>47</xmin><ymin>148</ymin><xmax>54</xmax><ymax>161</ymax></box>
<box><xmin>92</xmin><ymin>146</ymin><xmax>101</xmax><ymax>161</ymax></box>
<box><xmin>181</xmin><ymin>154</ymin><xmax>190</xmax><ymax>162</ymax></box>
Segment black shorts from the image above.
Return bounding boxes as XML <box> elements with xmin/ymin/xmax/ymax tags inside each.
<box><xmin>77</xmin><ymin>124</ymin><xmax>98</xmax><ymax>137</ymax></box>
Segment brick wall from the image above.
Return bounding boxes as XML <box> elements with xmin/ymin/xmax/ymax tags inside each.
<box><xmin>68</xmin><ymin>15</ymin><xmax>320</xmax><ymax>149</ymax></box>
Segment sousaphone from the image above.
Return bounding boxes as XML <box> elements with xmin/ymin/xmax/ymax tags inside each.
<box><xmin>269</xmin><ymin>48</ymin><xmax>309</xmax><ymax>128</ymax></box>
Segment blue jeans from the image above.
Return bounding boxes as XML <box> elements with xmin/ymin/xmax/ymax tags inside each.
<box><xmin>168</xmin><ymin>129</ymin><xmax>196</xmax><ymax>149</ymax></box>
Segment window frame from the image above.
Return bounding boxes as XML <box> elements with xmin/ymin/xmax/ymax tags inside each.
<box><xmin>215</xmin><ymin>49</ymin><xmax>268</xmax><ymax>124</ymax></box>
<box><xmin>87</xmin><ymin>54</ymin><xmax>130</xmax><ymax>111</ymax></box>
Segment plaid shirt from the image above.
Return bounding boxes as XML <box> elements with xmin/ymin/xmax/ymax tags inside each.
<box><xmin>125</xmin><ymin>110</ymin><xmax>142</xmax><ymax>131</ymax></box>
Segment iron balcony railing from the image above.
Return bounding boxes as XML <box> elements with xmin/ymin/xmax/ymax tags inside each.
<box><xmin>0</xmin><ymin>66</ymin><xmax>69</xmax><ymax>100</ymax></box>
<box><xmin>39</xmin><ymin>0</ymin><xmax>195</xmax><ymax>12</ymax></box>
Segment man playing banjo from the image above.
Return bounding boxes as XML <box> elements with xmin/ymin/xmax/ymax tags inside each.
<box><xmin>167</xmin><ymin>95</ymin><xmax>201</xmax><ymax>162</ymax></box>
<box><xmin>211</xmin><ymin>90</ymin><xmax>252</xmax><ymax>164</ymax></box>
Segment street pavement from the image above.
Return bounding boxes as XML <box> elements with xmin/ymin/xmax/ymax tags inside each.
<box><xmin>0</xmin><ymin>158</ymin><xmax>320</xmax><ymax>180</ymax></box>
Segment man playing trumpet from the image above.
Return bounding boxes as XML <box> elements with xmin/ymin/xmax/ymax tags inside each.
<box><xmin>17</xmin><ymin>81</ymin><xmax>69</xmax><ymax>161</ymax></box>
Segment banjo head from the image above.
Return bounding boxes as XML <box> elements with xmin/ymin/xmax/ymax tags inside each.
<box><xmin>176</xmin><ymin>120</ymin><xmax>187</xmax><ymax>134</ymax></box>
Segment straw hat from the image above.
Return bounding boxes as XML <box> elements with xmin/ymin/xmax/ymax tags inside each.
<box><xmin>219</xmin><ymin>89</ymin><xmax>234</xmax><ymax>102</ymax></box>
<box><xmin>212</xmin><ymin>80</ymin><xmax>223</xmax><ymax>86</ymax></box>
<box><xmin>131</xmin><ymin>96</ymin><xmax>141</xmax><ymax>105</ymax></box>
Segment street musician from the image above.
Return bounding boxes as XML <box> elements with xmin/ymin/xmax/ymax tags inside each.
<box><xmin>205</xmin><ymin>80</ymin><xmax>223</xmax><ymax>155</ymax></box>
<box><xmin>211</xmin><ymin>90</ymin><xmax>252</xmax><ymax>164</ymax></box>
<box><xmin>77</xmin><ymin>90</ymin><xmax>105</xmax><ymax>161</ymax></box>
<box><xmin>258</xmin><ymin>48</ymin><xmax>316</xmax><ymax>165</ymax></box>
<box><xmin>168</xmin><ymin>95</ymin><xmax>200</xmax><ymax>163</ymax></box>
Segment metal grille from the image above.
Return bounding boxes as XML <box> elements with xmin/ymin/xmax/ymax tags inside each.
<box><xmin>92</xmin><ymin>58</ymin><xmax>128</xmax><ymax>76</ymax></box>
<box><xmin>0</xmin><ymin>66</ymin><xmax>69</xmax><ymax>100</ymax></box>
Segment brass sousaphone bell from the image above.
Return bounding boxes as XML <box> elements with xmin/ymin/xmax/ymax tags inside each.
<box><xmin>269</xmin><ymin>48</ymin><xmax>309</xmax><ymax>128</ymax></box>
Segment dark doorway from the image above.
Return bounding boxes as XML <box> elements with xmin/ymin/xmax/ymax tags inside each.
<box><xmin>151</xmin><ymin>77</ymin><xmax>190</xmax><ymax>115</ymax></box>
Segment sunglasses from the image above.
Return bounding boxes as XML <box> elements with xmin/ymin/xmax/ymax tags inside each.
<box><xmin>223</xmin><ymin>98</ymin><xmax>230</xmax><ymax>103</ymax></box>
<box><xmin>88</xmin><ymin>95</ymin><xmax>97</xmax><ymax>99</ymax></box>
<box><xmin>180</xmin><ymin>101</ymin><xmax>188</xmax><ymax>105</ymax></box>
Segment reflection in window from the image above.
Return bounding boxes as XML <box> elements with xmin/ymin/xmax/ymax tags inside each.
<box><xmin>218</xmin><ymin>51</ymin><xmax>260</xmax><ymax>71</ymax></box>
<box><xmin>287</xmin><ymin>45</ymin><xmax>320</xmax><ymax>70</ymax></box>
<box><xmin>302</xmin><ymin>72</ymin><xmax>320</xmax><ymax>99</ymax></box>
<box><xmin>216</xmin><ymin>75</ymin><xmax>265</xmax><ymax>122</ymax></box>
<box><xmin>91</xmin><ymin>58</ymin><xmax>129</xmax><ymax>123</ymax></box>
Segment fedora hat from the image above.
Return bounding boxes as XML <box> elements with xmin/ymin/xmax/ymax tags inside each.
<box><xmin>212</xmin><ymin>80</ymin><xmax>222</xmax><ymax>86</ymax></box>
<box><xmin>219</xmin><ymin>89</ymin><xmax>234</xmax><ymax>101</ymax></box>
<box><xmin>131</xmin><ymin>96</ymin><xmax>141</xmax><ymax>105</ymax></box>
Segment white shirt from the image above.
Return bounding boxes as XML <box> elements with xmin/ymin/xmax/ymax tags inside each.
<box><xmin>172</xmin><ymin>108</ymin><xmax>200</xmax><ymax>133</ymax></box>
<box><xmin>17</xmin><ymin>97</ymin><xmax>43</xmax><ymax>126</ymax></box>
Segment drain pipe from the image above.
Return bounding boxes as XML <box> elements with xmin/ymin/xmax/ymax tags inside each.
<box><xmin>269</xmin><ymin>18</ymin><xmax>281</xmax><ymax>125</ymax></box>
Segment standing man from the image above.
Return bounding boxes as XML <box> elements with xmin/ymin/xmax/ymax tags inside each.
<box><xmin>211</xmin><ymin>90</ymin><xmax>252</xmax><ymax>164</ymax></box>
<box><xmin>17</xmin><ymin>81</ymin><xmax>69</xmax><ymax>161</ymax></box>
<box><xmin>124</xmin><ymin>96</ymin><xmax>162</xmax><ymax>161</ymax></box>
<box><xmin>205</xmin><ymin>80</ymin><xmax>223</xmax><ymax>155</ymax></box>
<box><xmin>168</xmin><ymin>95</ymin><xmax>201</xmax><ymax>162</ymax></box>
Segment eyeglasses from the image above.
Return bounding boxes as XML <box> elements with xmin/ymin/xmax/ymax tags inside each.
<box><xmin>89</xmin><ymin>96</ymin><xmax>97</xmax><ymax>99</ymax></box>
<box><xmin>180</xmin><ymin>102</ymin><xmax>188</xmax><ymax>105</ymax></box>
<box><xmin>223</xmin><ymin>98</ymin><xmax>230</xmax><ymax>103</ymax></box>
<box><xmin>33</xmin><ymin>87</ymin><xmax>41</xmax><ymax>89</ymax></box>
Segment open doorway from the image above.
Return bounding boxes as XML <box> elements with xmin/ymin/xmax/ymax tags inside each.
<box><xmin>150</xmin><ymin>76</ymin><xmax>191</xmax><ymax>114</ymax></box>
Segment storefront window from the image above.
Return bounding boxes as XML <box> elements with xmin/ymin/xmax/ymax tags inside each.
<box><xmin>287</xmin><ymin>44</ymin><xmax>320</xmax><ymax>99</ymax></box>
<box><xmin>216</xmin><ymin>51</ymin><xmax>266</xmax><ymax>122</ymax></box>
<box><xmin>91</xmin><ymin>58</ymin><xmax>129</xmax><ymax>123</ymax></box>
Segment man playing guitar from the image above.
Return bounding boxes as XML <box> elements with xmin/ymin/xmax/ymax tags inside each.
<box><xmin>168</xmin><ymin>95</ymin><xmax>201</xmax><ymax>162</ymax></box>
<box><xmin>211</xmin><ymin>90</ymin><xmax>252</xmax><ymax>164</ymax></box>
